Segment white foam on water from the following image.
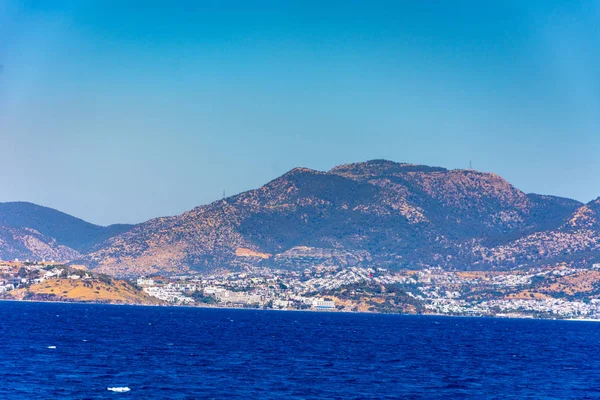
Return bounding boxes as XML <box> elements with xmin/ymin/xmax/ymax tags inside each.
<box><xmin>47</xmin><ymin>346</ymin><xmax>56</xmax><ymax>349</ymax></box>
<box><xmin>107</xmin><ymin>387</ymin><xmax>131</xmax><ymax>393</ymax></box>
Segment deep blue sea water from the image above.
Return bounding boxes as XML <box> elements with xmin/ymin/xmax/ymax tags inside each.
<box><xmin>1</xmin><ymin>302</ymin><xmax>600</xmax><ymax>399</ymax></box>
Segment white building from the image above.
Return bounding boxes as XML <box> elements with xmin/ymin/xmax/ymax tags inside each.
<box><xmin>273</xmin><ymin>299</ymin><xmax>291</xmax><ymax>308</ymax></box>
<box><xmin>312</xmin><ymin>298</ymin><xmax>335</xmax><ymax>310</ymax></box>
<box><xmin>137</xmin><ymin>277</ymin><xmax>155</xmax><ymax>286</ymax></box>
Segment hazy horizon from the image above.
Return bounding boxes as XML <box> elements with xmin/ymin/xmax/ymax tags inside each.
<box><xmin>1</xmin><ymin>0</ymin><xmax>599</xmax><ymax>225</ymax></box>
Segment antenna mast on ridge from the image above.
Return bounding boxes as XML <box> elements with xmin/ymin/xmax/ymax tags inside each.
<box><xmin>469</xmin><ymin>160</ymin><xmax>473</xmax><ymax>170</ymax></box>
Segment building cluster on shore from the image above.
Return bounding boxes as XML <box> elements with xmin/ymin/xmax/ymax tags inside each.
<box><xmin>0</xmin><ymin>261</ymin><xmax>90</xmax><ymax>293</ymax></box>
<box><xmin>136</xmin><ymin>273</ymin><xmax>337</xmax><ymax>310</ymax></box>
<box><xmin>132</xmin><ymin>264</ymin><xmax>600</xmax><ymax>318</ymax></box>
<box><xmin>4</xmin><ymin>259</ymin><xmax>600</xmax><ymax>319</ymax></box>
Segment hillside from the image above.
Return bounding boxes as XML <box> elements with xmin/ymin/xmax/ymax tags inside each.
<box><xmin>0</xmin><ymin>225</ymin><xmax>82</xmax><ymax>262</ymax></box>
<box><xmin>82</xmin><ymin>160</ymin><xmax>596</xmax><ymax>277</ymax></box>
<box><xmin>21</xmin><ymin>277</ymin><xmax>163</xmax><ymax>304</ymax></box>
<box><xmin>4</xmin><ymin>160</ymin><xmax>597</xmax><ymax>276</ymax></box>
<box><xmin>474</xmin><ymin>198</ymin><xmax>600</xmax><ymax>268</ymax></box>
<box><xmin>0</xmin><ymin>202</ymin><xmax>134</xmax><ymax>262</ymax></box>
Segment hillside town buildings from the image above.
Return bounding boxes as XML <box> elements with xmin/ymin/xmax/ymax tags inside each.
<box><xmin>3</xmin><ymin>260</ymin><xmax>600</xmax><ymax>319</ymax></box>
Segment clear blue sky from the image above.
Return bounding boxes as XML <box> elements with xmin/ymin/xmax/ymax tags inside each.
<box><xmin>1</xmin><ymin>1</ymin><xmax>599</xmax><ymax>225</ymax></box>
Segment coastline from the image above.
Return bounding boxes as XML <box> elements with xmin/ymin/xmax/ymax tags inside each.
<box><xmin>2</xmin><ymin>298</ymin><xmax>599</xmax><ymax>322</ymax></box>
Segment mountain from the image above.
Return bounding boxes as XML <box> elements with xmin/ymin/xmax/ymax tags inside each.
<box><xmin>82</xmin><ymin>160</ymin><xmax>595</xmax><ymax>277</ymax></box>
<box><xmin>0</xmin><ymin>202</ymin><xmax>134</xmax><ymax>262</ymax></box>
<box><xmin>475</xmin><ymin>198</ymin><xmax>600</xmax><ymax>268</ymax></box>
<box><xmin>5</xmin><ymin>161</ymin><xmax>595</xmax><ymax>276</ymax></box>
<box><xmin>0</xmin><ymin>225</ymin><xmax>81</xmax><ymax>262</ymax></box>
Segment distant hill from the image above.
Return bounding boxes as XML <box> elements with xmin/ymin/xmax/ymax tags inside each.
<box><xmin>0</xmin><ymin>202</ymin><xmax>134</xmax><ymax>261</ymax></box>
<box><xmin>80</xmin><ymin>160</ymin><xmax>600</xmax><ymax>277</ymax></box>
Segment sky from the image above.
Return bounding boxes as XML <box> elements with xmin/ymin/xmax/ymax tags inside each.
<box><xmin>0</xmin><ymin>0</ymin><xmax>599</xmax><ymax>225</ymax></box>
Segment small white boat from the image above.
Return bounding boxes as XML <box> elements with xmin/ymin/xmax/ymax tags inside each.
<box><xmin>107</xmin><ymin>387</ymin><xmax>131</xmax><ymax>393</ymax></box>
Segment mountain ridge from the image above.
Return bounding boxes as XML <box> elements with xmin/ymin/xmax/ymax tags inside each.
<box><xmin>80</xmin><ymin>160</ymin><xmax>594</xmax><ymax>276</ymax></box>
<box><xmin>2</xmin><ymin>160</ymin><xmax>598</xmax><ymax>277</ymax></box>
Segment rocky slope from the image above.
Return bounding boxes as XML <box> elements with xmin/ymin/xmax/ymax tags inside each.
<box><xmin>81</xmin><ymin>160</ymin><xmax>598</xmax><ymax>276</ymax></box>
<box><xmin>0</xmin><ymin>225</ymin><xmax>82</xmax><ymax>262</ymax></box>
<box><xmin>474</xmin><ymin>198</ymin><xmax>600</xmax><ymax>268</ymax></box>
<box><xmin>0</xmin><ymin>202</ymin><xmax>134</xmax><ymax>262</ymax></box>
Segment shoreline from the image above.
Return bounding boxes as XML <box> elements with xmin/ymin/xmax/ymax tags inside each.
<box><xmin>2</xmin><ymin>298</ymin><xmax>598</xmax><ymax>322</ymax></box>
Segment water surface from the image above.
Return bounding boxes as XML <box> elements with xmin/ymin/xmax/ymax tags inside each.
<box><xmin>1</xmin><ymin>302</ymin><xmax>599</xmax><ymax>399</ymax></box>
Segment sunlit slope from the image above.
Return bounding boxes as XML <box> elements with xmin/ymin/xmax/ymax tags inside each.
<box><xmin>23</xmin><ymin>278</ymin><xmax>163</xmax><ymax>304</ymax></box>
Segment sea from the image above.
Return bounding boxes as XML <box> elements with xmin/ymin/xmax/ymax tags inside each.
<box><xmin>1</xmin><ymin>302</ymin><xmax>600</xmax><ymax>399</ymax></box>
